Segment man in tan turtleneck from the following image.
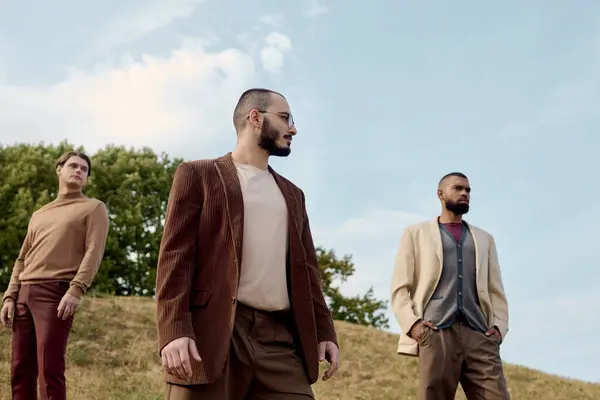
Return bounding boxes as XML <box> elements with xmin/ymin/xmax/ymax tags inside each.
<box><xmin>0</xmin><ymin>151</ymin><xmax>110</xmax><ymax>400</ymax></box>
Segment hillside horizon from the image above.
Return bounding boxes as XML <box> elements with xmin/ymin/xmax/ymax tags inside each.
<box><xmin>1</xmin><ymin>295</ymin><xmax>598</xmax><ymax>400</ymax></box>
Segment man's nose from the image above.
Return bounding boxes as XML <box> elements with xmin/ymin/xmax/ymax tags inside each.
<box><xmin>289</xmin><ymin>125</ymin><xmax>297</xmax><ymax>135</ymax></box>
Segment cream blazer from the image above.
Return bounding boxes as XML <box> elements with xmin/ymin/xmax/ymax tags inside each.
<box><xmin>390</xmin><ymin>218</ymin><xmax>509</xmax><ymax>356</ymax></box>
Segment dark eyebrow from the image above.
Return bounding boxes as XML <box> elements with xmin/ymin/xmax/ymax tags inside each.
<box><xmin>453</xmin><ymin>185</ymin><xmax>471</xmax><ymax>191</ymax></box>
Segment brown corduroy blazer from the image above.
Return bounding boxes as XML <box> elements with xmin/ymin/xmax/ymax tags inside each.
<box><xmin>155</xmin><ymin>152</ymin><xmax>338</xmax><ymax>386</ymax></box>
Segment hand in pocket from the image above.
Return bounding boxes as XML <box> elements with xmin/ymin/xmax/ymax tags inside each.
<box><xmin>410</xmin><ymin>320</ymin><xmax>437</xmax><ymax>342</ymax></box>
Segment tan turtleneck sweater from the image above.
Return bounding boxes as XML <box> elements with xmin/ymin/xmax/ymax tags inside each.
<box><xmin>2</xmin><ymin>191</ymin><xmax>110</xmax><ymax>302</ymax></box>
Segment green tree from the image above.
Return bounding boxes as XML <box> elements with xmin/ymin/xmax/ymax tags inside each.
<box><xmin>0</xmin><ymin>142</ymin><xmax>389</xmax><ymax>329</ymax></box>
<box><xmin>317</xmin><ymin>247</ymin><xmax>389</xmax><ymax>329</ymax></box>
<box><xmin>85</xmin><ymin>145</ymin><xmax>182</xmax><ymax>296</ymax></box>
<box><xmin>0</xmin><ymin>141</ymin><xmax>182</xmax><ymax>295</ymax></box>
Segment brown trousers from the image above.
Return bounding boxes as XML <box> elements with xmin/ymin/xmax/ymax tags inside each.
<box><xmin>165</xmin><ymin>302</ymin><xmax>314</xmax><ymax>400</ymax></box>
<box><xmin>11</xmin><ymin>282</ymin><xmax>74</xmax><ymax>400</ymax></box>
<box><xmin>418</xmin><ymin>319</ymin><xmax>510</xmax><ymax>400</ymax></box>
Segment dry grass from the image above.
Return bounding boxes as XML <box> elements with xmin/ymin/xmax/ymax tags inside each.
<box><xmin>1</xmin><ymin>296</ymin><xmax>598</xmax><ymax>399</ymax></box>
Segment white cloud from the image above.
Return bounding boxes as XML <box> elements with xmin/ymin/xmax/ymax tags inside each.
<box><xmin>0</xmin><ymin>38</ymin><xmax>258</xmax><ymax>157</ymax></box>
<box><xmin>0</xmin><ymin>3</ymin><xmax>297</xmax><ymax>158</ymax></box>
<box><xmin>259</xmin><ymin>32</ymin><xmax>292</xmax><ymax>74</ymax></box>
<box><xmin>95</xmin><ymin>0</ymin><xmax>207</xmax><ymax>52</ymax></box>
<box><xmin>260</xmin><ymin>14</ymin><xmax>284</xmax><ymax>28</ymax></box>
<box><xmin>304</xmin><ymin>1</ymin><xmax>328</xmax><ymax>18</ymax></box>
<box><xmin>328</xmin><ymin>208</ymin><xmax>425</xmax><ymax>241</ymax></box>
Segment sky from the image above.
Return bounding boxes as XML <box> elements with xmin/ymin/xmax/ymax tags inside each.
<box><xmin>1</xmin><ymin>0</ymin><xmax>599</xmax><ymax>385</ymax></box>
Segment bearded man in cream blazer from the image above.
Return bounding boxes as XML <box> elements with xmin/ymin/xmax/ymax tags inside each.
<box><xmin>390</xmin><ymin>172</ymin><xmax>510</xmax><ymax>400</ymax></box>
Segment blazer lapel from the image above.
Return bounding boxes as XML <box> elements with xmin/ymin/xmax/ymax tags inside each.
<box><xmin>428</xmin><ymin>218</ymin><xmax>443</xmax><ymax>263</ymax></box>
<box><xmin>268</xmin><ymin>167</ymin><xmax>301</xmax><ymax>248</ymax></box>
<box><xmin>464</xmin><ymin>220</ymin><xmax>482</xmax><ymax>273</ymax></box>
<box><xmin>215</xmin><ymin>153</ymin><xmax>244</xmax><ymax>269</ymax></box>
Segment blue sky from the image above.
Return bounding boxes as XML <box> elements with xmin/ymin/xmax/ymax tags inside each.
<box><xmin>1</xmin><ymin>0</ymin><xmax>599</xmax><ymax>384</ymax></box>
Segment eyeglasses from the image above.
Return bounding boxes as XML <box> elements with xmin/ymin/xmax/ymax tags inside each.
<box><xmin>257</xmin><ymin>110</ymin><xmax>295</xmax><ymax>128</ymax></box>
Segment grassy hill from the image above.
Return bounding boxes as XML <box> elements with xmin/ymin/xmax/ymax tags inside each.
<box><xmin>1</xmin><ymin>296</ymin><xmax>598</xmax><ymax>400</ymax></box>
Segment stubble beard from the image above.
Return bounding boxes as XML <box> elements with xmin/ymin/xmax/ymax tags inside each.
<box><xmin>257</xmin><ymin>119</ymin><xmax>291</xmax><ymax>157</ymax></box>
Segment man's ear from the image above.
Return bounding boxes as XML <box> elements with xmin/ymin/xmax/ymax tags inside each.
<box><xmin>248</xmin><ymin>108</ymin><xmax>262</xmax><ymax>129</ymax></box>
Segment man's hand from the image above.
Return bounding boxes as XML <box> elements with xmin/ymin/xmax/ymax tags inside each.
<box><xmin>409</xmin><ymin>320</ymin><xmax>437</xmax><ymax>341</ymax></box>
<box><xmin>57</xmin><ymin>293</ymin><xmax>81</xmax><ymax>320</ymax></box>
<box><xmin>1</xmin><ymin>300</ymin><xmax>15</xmax><ymax>328</ymax></box>
<box><xmin>161</xmin><ymin>337</ymin><xmax>202</xmax><ymax>380</ymax></box>
<box><xmin>318</xmin><ymin>341</ymin><xmax>339</xmax><ymax>381</ymax></box>
<box><xmin>485</xmin><ymin>326</ymin><xmax>502</xmax><ymax>343</ymax></box>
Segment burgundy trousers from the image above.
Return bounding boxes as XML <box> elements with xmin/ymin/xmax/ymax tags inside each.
<box><xmin>11</xmin><ymin>282</ymin><xmax>74</xmax><ymax>400</ymax></box>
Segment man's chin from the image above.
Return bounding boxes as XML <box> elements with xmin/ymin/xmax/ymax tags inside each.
<box><xmin>269</xmin><ymin>146</ymin><xmax>291</xmax><ymax>157</ymax></box>
<box><xmin>448</xmin><ymin>204</ymin><xmax>469</xmax><ymax>214</ymax></box>
<box><xmin>67</xmin><ymin>180</ymin><xmax>83</xmax><ymax>188</ymax></box>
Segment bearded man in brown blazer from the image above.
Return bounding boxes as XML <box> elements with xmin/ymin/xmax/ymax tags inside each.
<box><xmin>155</xmin><ymin>88</ymin><xmax>340</xmax><ymax>400</ymax></box>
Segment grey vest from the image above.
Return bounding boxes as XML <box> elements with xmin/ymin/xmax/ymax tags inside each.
<box><xmin>422</xmin><ymin>223</ymin><xmax>489</xmax><ymax>333</ymax></box>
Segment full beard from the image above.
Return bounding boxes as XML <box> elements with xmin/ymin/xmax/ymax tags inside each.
<box><xmin>257</xmin><ymin>119</ymin><xmax>291</xmax><ymax>157</ymax></box>
<box><xmin>446</xmin><ymin>200</ymin><xmax>469</xmax><ymax>215</ymax></box>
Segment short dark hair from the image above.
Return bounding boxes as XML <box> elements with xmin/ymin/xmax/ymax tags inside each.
<box><xmin>232</xmin><ymin>88</ymin><xmax>285</xmax><ymax>131</ymax></box>
<box><xmin>438</xmin><ymin>172</ymin><xmax>467</xmax><ymax>187</ymax></box>
<box><xmin>55</xmin><ymin>151</ymin><xmax>92</xmax><ymax>177</ymax></box>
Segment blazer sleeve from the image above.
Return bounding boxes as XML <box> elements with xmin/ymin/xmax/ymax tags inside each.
<box><xmin>390</xmin><ymin>228</ymin><xmax>420</xmax><ymax>336</ymax></box>
<box><xmin>488</xmin><ymin>235</ymin><xmax>509</xmax><ymax>339</ymax></box>
<box><xmin>155</xmin><ymin>162</ymin><xmax>203</xmax><ymax>354</ymax></box>
<box><xmin>300</xmin><ymin>190</ymin><xmax>338</xmax><ymax>346</ymax></box>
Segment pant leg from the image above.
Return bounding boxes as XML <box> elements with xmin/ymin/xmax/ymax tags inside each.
<box><xmin>418</xmin><ymin>325</ymin><xmax>463</xmax><ymax>400</ymax></box>
<box><xmin>28</xmin><ymin>282</ymin><xmax>74</xmax><ymax>400</ymax></box>
<box><xmin>164</xmin><ymin>304</ymin><xmax>255</xmax><ymax>400</ymax></box>
<box><xmin>11</xmin><ymin>285</ymin><xmax>39</xmax><ymax>400</ymax></box>
<box><xmin>245</xmin><ymin>309</ymin><xmax>314</xmax><ymax>400</ymax></box>
<box><xmin>459</xmin><ymin>323</ymin><xmax>510</xmax><ymax>400</ymax></box>
<box><xmin>165</xmin><ymin>383</ymin><xmax>205</xmax><ymax>400</ymax></box>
